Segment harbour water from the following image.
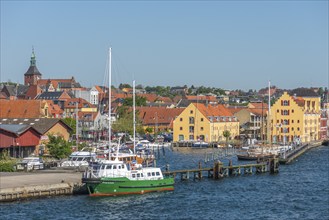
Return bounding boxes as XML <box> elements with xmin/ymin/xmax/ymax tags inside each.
<box><xmin>1</xmin><ymin>145</ymin><xmax>328</xmax><ymax>220</ymax></box>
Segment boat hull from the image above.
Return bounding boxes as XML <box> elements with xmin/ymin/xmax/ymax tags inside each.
<box><xmin>82</xmin><ymin>177</ymin><xmax>174</xmax><ymax>196</ymax></box>
<box><xmin>237</xmin><ymin>154</ymin><xmax>275</xmax><ymax>161</ymax></box>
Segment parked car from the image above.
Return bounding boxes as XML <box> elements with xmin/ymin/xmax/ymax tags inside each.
<box><xmin>16</xmin><ymin>157</ymin><xmax>44</xmax><ymax>171</ymax></box>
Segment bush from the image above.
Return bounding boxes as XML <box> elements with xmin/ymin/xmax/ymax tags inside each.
<box><xmin>0</xmin><ymin>160</ymin><xmax>17</xmax><ymax>172</ymax></box>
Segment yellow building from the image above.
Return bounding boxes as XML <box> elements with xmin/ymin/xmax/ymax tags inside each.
<box><xmin>270</xmin><ymin>91</ymin><xmax>321</xmax><ymax>143</ymax></box>
<box><xmin>173</xmin><ymin>103</ymin><xmax>239</xmax><ymax>142</ymax></box>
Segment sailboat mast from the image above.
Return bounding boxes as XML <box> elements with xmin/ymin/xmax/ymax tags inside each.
<box><xmin>108</xmin><ymin>47</ymin><xmax>112</xmax><ymax>158</ymax></box>
<box><xmin>133</xmin><ymin>80</ymin><xmax>136</xmax><ymax>154</ymax></box>
<box><xmin>76</xmin><ymin>101</ymin><xmax>79</xmax><ymax>150</ymax></box>
<box><xmin>267</xmin><ymin>81</ymin><xmax>271</xmax><ymax>144</ymax></box>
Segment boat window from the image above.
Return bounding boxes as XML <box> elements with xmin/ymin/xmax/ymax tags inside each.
<box><xmin>106</xmin><ymin>165</ymin><xmax>112</xmax><ymax>170</ymax></box>
<box><xmin>122</xmin><ymin>165</ymin><xmax>125</xmax><ymax>169</ymax></box>
<box><xmin>141</xmin><ymin>173</ymin><xmax>144</xmax><ymax>177</ymax></box>
<box><xmin>137</xmin><ymin>173</ymin><xmax>140</xmax><ymax>178</ymax></box>
<box><xmin>152</xmin><ymin>172</ymin><xmax>155</xmax><ymax>176</ymax></box>
<box><xmin>118</xmin><ymin>165</ymin><xmax>121</xmax><ymax>169</ymax></box>
<box><xmin>156</xmin><ymin>172</ymin><xmax>160</xmax><ymax>176</ymax></box>
<box><xmin>147</xmin><ymin>173</ymin><xmax>151</xmax><ymax>177</ymax></box>
<box><xmin>113</xmin><ymin>165</ymin><xmax>116</xmax><ymax>169</ymax></box>
<box><xmin>132</xmin><ymin>174</ymin><xmax>136</xmax><ymax>178</ymax></box>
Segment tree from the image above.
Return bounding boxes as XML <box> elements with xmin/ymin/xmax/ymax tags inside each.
<box><xmin>223</xmin><ymin>130</ymin><xmax>231</xmax><ymax>146</ymax></box>
<box><xmin>62</xmin><ymin>118</ymin><xmax>76</xmax><ymax>135</ymax></box>
<box><xmin>145</xmin><ymin>127</ymin><xmax>153</xmax><ymax>133</ymax></box>
<box><xmin>123</xmin><ymin>96</ymin><xmax>147</xmax><ymax>107</ymax></box>
<box><xmin>119</xmin><ymin>83</ymin><xmax>131</xmax><ymax>89</ymax></box>
<box><xmin>112</xmin><ymin>109</ymin><xmax>144</xmax><ymax>135</ymax></box>
<box><xmin>46</xmin><ymin>135</ymin><xmax>72</xmax><ymax>159</ymax></box>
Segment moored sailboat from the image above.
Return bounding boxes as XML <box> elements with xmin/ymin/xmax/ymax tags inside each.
<box><xmin>82</xmin><ymin>47</ymin><xmax>174</xmax><ymax>196</ymax></box>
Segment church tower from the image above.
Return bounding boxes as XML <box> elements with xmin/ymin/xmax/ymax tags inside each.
<box><xmin>24</xmin><ymin>48</ymin><xmax>42</xmax><ymax>85</ymax></box>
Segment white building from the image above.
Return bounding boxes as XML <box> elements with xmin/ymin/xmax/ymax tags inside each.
<box><xmin>74</xmin><ymin>86</ymin><xmax>99</xmax><ymax>105</ymax></box>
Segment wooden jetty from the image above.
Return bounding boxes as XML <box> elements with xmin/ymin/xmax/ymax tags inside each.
<box><xmin>163</xmin><ymin>158</ymin><xmax>279</xmax><ymax>180</ymax></box>
<box><xmin>279</xmin><ymin>141</ymin><xmax>323</xmax><ymax>165</ymax></box>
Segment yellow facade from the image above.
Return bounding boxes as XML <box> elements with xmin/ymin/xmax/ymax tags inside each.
<box><xmin>173</xmin><ymin>104</ymin><xmax>239</xmax><ymax>142</ymax></box>
<box><xmin>37</xmin><ymin>121</ymin><xmax>72</xmax><ymax>155</ymax></box>
<box><xmin>270</xmin><ymin>92</ymin><xmax>321</xmax><ymax>143</ymax></box>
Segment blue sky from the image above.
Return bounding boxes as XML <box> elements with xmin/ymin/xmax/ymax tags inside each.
<box><xmin>1</xmin><ymin>1</ymin><xmax>328</xmax><ymax>90</ymax></box>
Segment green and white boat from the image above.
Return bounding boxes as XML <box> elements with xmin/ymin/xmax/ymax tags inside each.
<box><xmin>82</xmin><ymin>159</ymin><xmax>174</xmax><ymax>196</ymax></box>
<box><xmin>82</xmin><ymin>47</ymin><xmax>173</xmax><ymax>196</ymax></box>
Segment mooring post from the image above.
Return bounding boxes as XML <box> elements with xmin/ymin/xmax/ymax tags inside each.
<box><xmin>213</xmin><ymin>160</ymin><xmax>223</xmax><ymax>179</ymax></box>
<box><xmin>228</xmin><ymin>159</ymin><xmax>233</xmax><ymax>176</ymax></box>
<box><xmin>198</xmin><ymin>161</ymin><xmax>202</xmax><ymax>179</ymax></box>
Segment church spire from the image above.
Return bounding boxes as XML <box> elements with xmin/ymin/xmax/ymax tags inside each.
<box><xmin>30</xmin><ymin>47</ymin><xmax>36</xmax><ymax>66</ymax></box>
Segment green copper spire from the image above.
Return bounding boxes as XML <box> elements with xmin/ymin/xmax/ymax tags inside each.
<box><xmin>30</xmin><ymin>47</ymin><xmax>36</xmax><ymax>66</ymax></box>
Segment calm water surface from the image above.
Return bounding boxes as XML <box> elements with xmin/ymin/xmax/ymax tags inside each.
<box><xmin>1</xmin><ymin>146</ymin><xmax>328</xmax><ymax>220</ymax></box>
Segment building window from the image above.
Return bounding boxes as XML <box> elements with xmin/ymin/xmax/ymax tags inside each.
<box><xmin>201</xmin><ymin>127</ymin><xmax>204</xmax><ymax>131</ymax></box>
<box><xmin>292</xmin><ymin>109</ymin><xmax>294</xmax><ymax>113</ymax></box>
<box><xmin>190</xmin><ymin>110</ymin><xmax>193</xmax><ymax>114</ymax></box>
<box><xmin>277</xmin><ymin>110</ymin><xmax>279</xmax><ymax>113</ymax></box>
<box><xmin>179</xmin><ymin>135</ymin><xmax>184</xmax><ymax>141</ymax></box>
<box><xmin>297</xmin><ymin>120</ymin><xmax>300</xmax><ymax>123</ymax></box>
<box><xmin>282</xmin><ymin>110</ymin><xmax>289</xmax><ymax>115</ymax></box>
<box><xmin>292</xmin><ymin>120</ymin><xmax>294</xmax><ymax>123</ymax></box>
<box><xmin>283</xmin><ymin>100</ymin><xmax>289</xmax><ymax>106</ymax></box>
<box><xmin>189</xmin><ymin>135</ymin><xmax>194</xmax><ymax>140</ymax></box>
<box><xmin>189</xmin><ymin>126</ymin><xmax>194</xmax><ymax>133</ymax></box>
<box><xmin>180</xmin><ymin>127</ymin><xmax>183</xmax><ymax>131</ymax></box>
<box><xmin>297</xmin><ymin>127</ymin><xmax>300</xmax><ymax>131</ymax></box>
<box><xmin>180</xmin><ymin>118</ymin><xmax>183</xmax><ymax>121</ymax></box>
<box><xmin>189</xmin><ymin>117</ymin><xmax>195</xmax><ymax>124</ymax></box>
<box><xmin>201</xmin><ymin>118</ymin><xmax>204</xmax><ymax>122</ymax></box>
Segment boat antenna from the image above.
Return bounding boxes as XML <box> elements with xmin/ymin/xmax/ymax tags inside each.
<box><xmin>108</xmin><ymin>47</ymin><xmax>112</xmax><ymax>159</ymax></box>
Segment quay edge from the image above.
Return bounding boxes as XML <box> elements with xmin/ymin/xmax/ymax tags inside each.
<box><xmin>0</xmin><ymin>171</ymin><xmax>87</xmax><ymax>202</ymax></box>
<box><xmin>0</xmin><ymin>182</ymin><xmax>87</xmax><ymax>202</ymax></box>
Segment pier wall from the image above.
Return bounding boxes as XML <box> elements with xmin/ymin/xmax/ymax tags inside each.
<box><xmin>0</xmin><ymin>171</ymin><xmax>86</xmax><ymax>202</ymax></box>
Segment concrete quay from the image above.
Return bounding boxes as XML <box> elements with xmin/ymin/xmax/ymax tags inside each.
<box><xmin>0</xmin><ymin>171</ymin><xmax>85</xmax><ymax>202</ymax></box>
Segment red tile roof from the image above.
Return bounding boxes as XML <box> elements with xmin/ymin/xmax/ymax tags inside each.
<box><xmin>0</xmin><ymin>100</ymin><xmax>49</xmax><ymax>118</ymax></box>
<box><xmin>45</xmin><ymin>100</ymin><xmax>64</xmax><ymax>117</ymax></box>
<box><xmin>292</xmin><ymin>97</ymin><xmax>305</xmax><ymax>107</ymax></box>
<box><xmin>137</xmin><ymin>107</ymin><xmax>184</xmax><ymax>128</ymax></box>
<box><xmin>64</xmin><ymin>98</ymin><xmax>96</xmax><ymax>109</ymax></box>
<box><xmin>248</xmin><ymin>102</ymin><xmax>269</xmax><ymax>109</ymax></box>
<box><xmin>192</xmin><ymin>103</ymin><xmax>237</xmax><ymax>122</ymax></box>
<box><xmin>186</xmin><ymin>95</ymin><xmax>217</xmax><ymax>102</ymax></box>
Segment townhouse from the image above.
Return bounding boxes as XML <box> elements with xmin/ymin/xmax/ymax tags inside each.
<box><xmin>173</xmin><ymin>103</ymin><xmax>239</xmax><ymax>142</ymax></box>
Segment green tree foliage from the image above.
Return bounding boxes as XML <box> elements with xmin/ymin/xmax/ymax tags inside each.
<box><xmin>112</xmin><ymin>109</ymin><xmax>144</xmax><ymax>135</ymax></box>
<box><xmin>62</xmin><ymin>118</ymin><xmax>76</xmax><ymax>135</ymax></box>
<box><xmin>119</xmin><ymin>83</ymin><xmax>132</xmax><ymax>89</ymax></box>
<box><xmin>223</xmin><ymin>130</ymin><xmax>231</xmax><ymax>146</ymax></box>
<box><xmin>46</xmin><ymin>135</ymin><xmax>72</xmax><ymax>159</ymax></box>
<box><xmin>123</xmin><ymin>96</ymin><xmax>147</xmax><ymax>107</ymax></box>
<box><xmin>0</xmin><ymin>149</ymin><xmax>17</xmax><ymax>172</ymax></box>
<box><xmin>145</xmin><ymin>86</ymin><xmax>173</xmax><ymax>98</ymax></box>
<box><xmin>145</xmin><ymin>127</ymin><xmax>153</xmax><ymax>133</ymax></box>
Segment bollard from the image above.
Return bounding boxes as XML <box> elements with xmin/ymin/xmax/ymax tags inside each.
<box><xmin>228</xmin><ymin>160</ymin><xmax>233</xmax><ymax>176</ymax></box>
